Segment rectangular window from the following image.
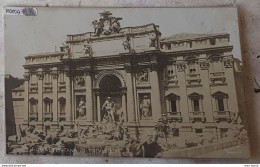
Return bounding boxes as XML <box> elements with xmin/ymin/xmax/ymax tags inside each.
<box><xmin>60</xmin><ymin>103</ymin><xmax>65</xmax><ymax>113</ymax></box>
<box><xmin>195</xmin><ymin>129</ymin><xmax>203</xmax><ymax>133</ymax></box>
<box><xmin>171</xmin><ymin>100</ymin><xmax>177</xmax><ymax>113</ymax></box>
<box><xmin>193</xmin><ymin>99</ymin><xmax>200</xmax><ymax>112</ymax></box>
<box><xmin>210</xmin><ymin>38</ymin><xmax>216</xmax><ymax>45</ymax></box>
<box><xmin>167</xmin><ymin>65</ymin><xmax>176</xmax><ymax>76</ymax></box>
<box><xmin>44</xmin><ymin>102</ymin><xmax>52</xmax><ymax>113</ymax></box>
<box><xmin>30</xmin><ymin>103</ymin><xmax>37</xmax><ymax>113</ymax></box>
<box><xmin>217</xmin><ymin>98</ymin><xmax>225</xmax><ymax>111</ymax></box>
<box><xmin>189</xmin><ymin>68</ymin><xmax>196</xmax><ymax>74</ymax></box>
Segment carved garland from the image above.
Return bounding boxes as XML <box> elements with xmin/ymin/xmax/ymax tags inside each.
<box><xmin>36</xmin><ymin>72</ymin><xmax>44</xmax><ymax>80</ymax></box>
<box><xmin>199</xmin><ymin>60</ymin><xmax>210</xmax><ymax>70</ymax></box>
<box><xmin>176</xmin><ymin>62</ymin><xmax>186</xmax><ymax>72</ymax></box>
<box><xmin>51</xmin><ymin>71</ymin><xmax>58</xmax><ymax>79</ymax></box>
<box><xmin>223</xmin><ymin>57</ymin><xmax>233</xmax><ymax>68</ymax></box>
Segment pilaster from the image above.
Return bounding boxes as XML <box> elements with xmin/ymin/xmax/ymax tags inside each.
<box><xmin>149</xmin><ymin>65</ymin><xmax>162</xmax><ymax>122</ymax></box>
<box><xmin>37</xmin><ymin>68</ymin><xmax>43</xmax><ymax>123</ymax></box>
<box><xmin>51</xmin><ymin>67</ymin><xmax>58</xmax><ymax>122</ymax></box>
<box><xmin>23</xmin><ymin>72</ymin><xmax>30</xmax><ymax>125</ymax></box>
<box><xmin>199</xmin><ymin>57</ymin><xmax>214</xmax><ymax>122</ymax></box>
<box><xmin>176</xmin><ymin>60</ymin><xmax>189</xmax><ymax>122</ymax></box>
<box><xmin>125</xmin><ymin>70</ymin><xmax>136</xmax><ymax>122</ymax></box>
<box><xmin>85</xmin><ymin>72</ymin><xmax>94</xmax><ymax>122</ymax></box>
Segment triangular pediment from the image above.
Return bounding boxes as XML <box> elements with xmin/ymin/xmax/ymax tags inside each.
<box><xmin>212</xmin><ymin>91</ymin><xmax>228</xmax><ymax>98</ymax></box>
<box><xmin>58</xmin><ymin>97</ymin><xmax>66</xmax><ymax>104</ymax></box>
<box><xmin>166</xmin><ymin>93</ymin><xmax>180</xmax><ymax>100</ymax></box>
<box><xmin>43</xmin><ymin>97</ymin><xmax>53</xmax><ymax>103</ymax></box>
<box><xmin>29</xmin><ymin>97</ymin><xmax>38</xmax><ymax>104</ymax></box>
<box><xmin>188</xmin><ymin>92</ymin><xmax>203</xmax><ymax>99</ymax></box>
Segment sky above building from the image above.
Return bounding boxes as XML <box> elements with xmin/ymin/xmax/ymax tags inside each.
<box><xmin>5</xmin><ymin>7</ymin><xmax>241</xmax><ymax>78</ymax></box>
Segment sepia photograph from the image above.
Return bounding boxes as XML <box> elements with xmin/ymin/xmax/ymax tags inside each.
<box><xmin>4</xmin><ymin>7</ymin><xmax>250</xmax><ymax>158</ymax></box>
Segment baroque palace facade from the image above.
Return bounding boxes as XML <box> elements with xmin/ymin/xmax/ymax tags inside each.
<box><xmin>12</xmin><ymin>11</ymin><xmax>243</xmax><ymax>137</ymax></box>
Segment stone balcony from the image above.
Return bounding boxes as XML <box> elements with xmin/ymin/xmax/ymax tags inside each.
<box><xmin>214</xmin><ymin>111</ymin><xmax>231</xmax><ymax>122</ymax></box>
<box><xmin>189</xmin><ymin>111</ymin><xmax>206</xmax><ymax>122</ymax></box>
<box><xmin>43</xmin><ymin>82</ymin><xmax>53</xmax><ymax>92</ymax></box>
<box><xmin>29</xmin><ymin>112</ymin><xmax>38</xmax><ymax>121</ymax></box>
<box><xmin>58</xmin><ymin>82</ymin><xmax>66</xmax><ymax>91</ymax></box>
<box><xmin>167</xmin><ymin>112</ymin><xmax>182</xmax><ymax>122</ymax></box>
<box><xmin>186</xmin><ymin>74</ymin><xmax>201</xmax><ymax>85</ymax></box>
<box><xmin>43</xmin><ymin>112</ymin><xmax>53</xmax><ymax>121</ymax></box>
<box><xmin>29</xmin><ymin>83</ymin><xmax>38</xmax><ymax>92</ymax></box>
<box><xmin>166</xmin><ymin>74</ymin><xmax>178</xmax><ymax>86</ymax></box>
<box><xmin>210</xmin><ymin>72</ymin><xmax>226</xmax><ymax>84</ymax></box>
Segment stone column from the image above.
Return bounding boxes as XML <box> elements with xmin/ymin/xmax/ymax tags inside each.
<box><xmin>96</xmin><ymin>92</ymin><xmax>101</xmax><ymax>122</ymax></box>
<box><xmin>121</xmin><ymin>90</ymin><xmax>127</xmax><ymax>121</ymax></box>
<box><xmin>224</xmin><ymin>57</ymin><xmax>239</xmax><ymax>116</ymax></box>
<box><xmin>176</xmin><ymin>60</ymin><xmax>190</xmax><ymax>122</ymax></box>
<box><xmin>199</xmin><ymin>57</ymin><xmax>214</xmax><ymax>122</ymax></box>
<box><xmin>85</xmin><ymin>72</ymin><xmax>93</xmax><ymax>122</ymax></box>
<box><xmin>37</xmin><ymin>69</ymin><xmax>43</xmax><ymax>123</ymax></box>
<box><xmin>65</xmin><ymin>73</ymin><xmax>72</xmax><ymax>122</ymax></box>
<box><xmin>23</xmin><ymin>72</ymin><xmax>30</xmax><ymax>125</ymax></box>
<box><xmin>149</xmin><ymin>68</ymin><xmax>162</xmax><ymax>122</ymax></box>
<box><xmin>125</xmin><ymin>71</ymin><xmax>136</xmax><ymax>122</ymax></box>
<box><xmin>52</xmin><ymin>68</ymin><xmax>58</xmax><ymax>122</ymax></box>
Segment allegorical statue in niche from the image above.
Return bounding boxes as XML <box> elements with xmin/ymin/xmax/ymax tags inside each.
<box><xmin>77</xmin><ymin>97</ymin><xmax>86</xmax><ymax>119</ymax></box>
<box><xmin>102</xmin><ymin>97</ymin><xmax>116</xmax><ymax>122</ymax></box>
<box><xmin>140</xmin><ymin>95</ymin><xmax>152</xmax><ymax>119</ymax></box>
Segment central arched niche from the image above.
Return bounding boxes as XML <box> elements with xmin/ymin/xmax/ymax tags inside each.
<box><xmin>99</xmin><ymin>74</ymin><xmax>123</xmax><ymax>121</ymax></box>
<box><xmin>99</xmin><ymin>74</ymin><xmax>122</xmax><ymax>92</ymax></box>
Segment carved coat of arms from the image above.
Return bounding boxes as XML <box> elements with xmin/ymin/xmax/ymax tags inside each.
<box><xmin>92</xmin><ymin>11</ymin><xmax>122</xmax><ymax>36</ymax></box>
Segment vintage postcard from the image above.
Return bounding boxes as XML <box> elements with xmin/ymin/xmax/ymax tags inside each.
<box><xmin>4</xmin><ymin>7</ymin><xmax>250</xmax><ymax>158</ymax></box>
